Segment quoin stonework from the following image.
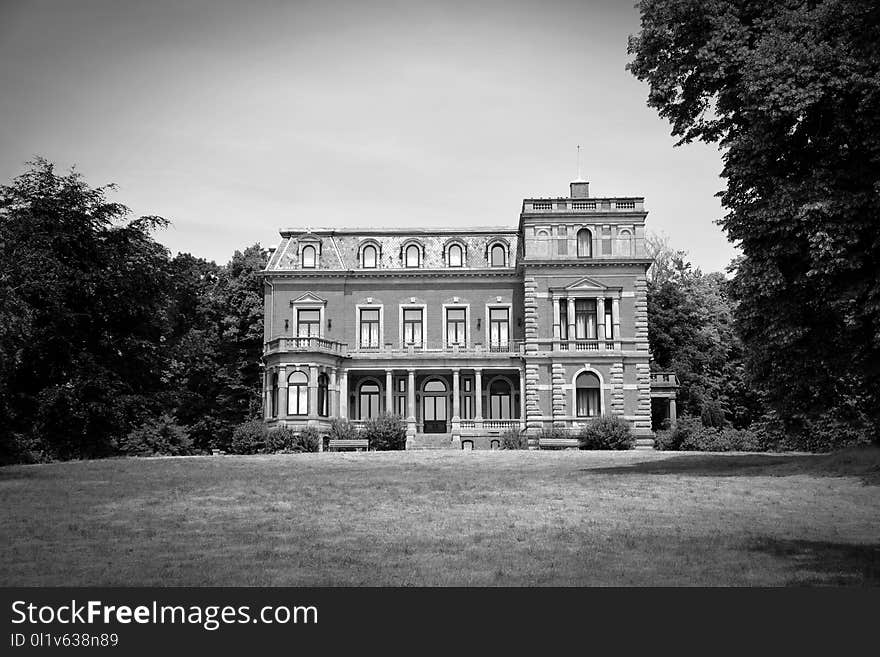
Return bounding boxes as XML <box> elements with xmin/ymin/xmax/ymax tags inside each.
<box><xmin>261</xmin><ymin>178</ymin><xmax>677</xmax><ymax>450</ymax></box>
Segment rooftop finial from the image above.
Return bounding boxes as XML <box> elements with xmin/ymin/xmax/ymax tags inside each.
<box><xmin>577</xmin><ymin>144</ymin><xmax>582</xmax><ymax>181</ymax></box>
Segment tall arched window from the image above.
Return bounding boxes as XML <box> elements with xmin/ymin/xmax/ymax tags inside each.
<box><xmin>405</xmin><ymin>244</ymin><xmax>420</xmax><ymax>268</ymax></box>
<box><xmin>301</xmin><ymin>245</ymin><xmax>316</xmax><ymax>268</ymax></box>
<box><xmin>577</xmin><ymin>229</ymin><xmax>592</xmax><ymax>258</ymax></box>
<box><xmin>575</xmin><ymin>372</ymin><xmax>600</xmax><ymax>417</ymax></box>
<box><xmin>490</xmin><ymin>244</ymin><xmax>506</xmax><ymax>267</ymax></box>
<box><xmin>271</xmin><ymin>373</ymin><xmax>279</xmax><ymax>418</ymax></box>
<box><xmin>616</xmin><ymin>229</ymin><xmax>632</xmax><ymax>256</ymax></box>
<box><xmin>359</xmin><ymin>381</ymin><xmax>380</xmax><ymax>419</ymax></box>
<box><xmin>489</xmin><ymin>378</ymin><xmax>512</xmax><ymax>419</ymax></box>
<box><xmin>288</xmin><ymin>371</ymin><xmax>309</xmax><ymax>415</ymax></box>
<box><xmin>362</xmin><ymin>245</ymin><xmax>377</xmax><ymax>268</ymax></box>
<box><xmin>448</xmin><ymin>243</ymin><xmax>463</xmax><ymax>267</ymax></box>
<box><xmin>318</xmin><ymin>373</ymin><xmax>329</xmax><ymax>416</ymax></box>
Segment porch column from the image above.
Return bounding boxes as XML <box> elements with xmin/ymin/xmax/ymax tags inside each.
<box><xmin>669</xmin><ymin>398</ymin><xmax>677</xmax><ymax>424</ymax></box>
<box><xmin>612</xmin><ymin>298</ymin><xmax>621</xmax><ymax>349</ymax></box>
<box><xmin>329</xmin><ymin>368</ymin><xmax>338</xmax><ymax>417</ymax></box>
<box><xmin>552</xmin><ymin>295</ymin><xmax>561</xmax><ymax>339</ymax></box>
<box><xmin>567</xmin><ymin>297</ymin><xmax>576</xmax><ymax>340</ymax></box>
<box><xmin>474</xmin><ymin>368</ymin><xmax>483</xmax><ymax>428</ymax></box>
<box><xmin>277</xmin><ymin>365</ymin><xmax>288</xmax><ymax>418</ymax></box>
<box><xmin>308</xmin><ymin>365</ymin><xmax>319</xmax><ymax>420</ymax></box>
<box><xmin>385</xmin><ymin>369</ymin><xmax>393</xmax><ymax>415</ymax></box>
<box><xmin>451</xmin><ymin>368</ymin><xmax>461</xmax><ymax>443</ymax></box>
<box><xmin>519</xmin><ymin>368</ymin><xmax>526</xmax><ymax>430</ymax></box>
<box><xmin>264</xmin><ymin>371</ymin><xmax>271</xmax><ymax>419</ymax></box>
<box><xmin>597</xmin><ymin>297</ymin><xmax>606</xmax><ymax>350</ymax></box>
<box><xmin>339</xmin><ymin>370</ymin><xmax>348</xmax><ymax>419</ymax></box>
<box><xmin>406</xmin><ymin>369</ymin><xmax>416</xmax><ymax>437</ymax></box>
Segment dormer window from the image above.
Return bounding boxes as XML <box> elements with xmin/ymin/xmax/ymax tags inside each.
<box><xmin>405</xmin><ymin>244</ymin><xmax>420</xmax><ymax>268</ymax></box>
<box><xmin>448</xmin><ymin>243</ymin><xmax>463</xmax><ymax>267</ymax></box>
<box><xmin>301</xmin><ymin>245</ymin><xmax>316</xmax><ymax>268</ymax></box>
<box><xmin>490</xmin><ymin>244</ymin><xmax>506</xmax><ymax>267</ymax></box>
<box><xmin>362</xmin><ymin>245</ymin><xmax>377</xmax><ymax>268</ymax></box>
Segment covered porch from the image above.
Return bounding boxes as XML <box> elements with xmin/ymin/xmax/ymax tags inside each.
<box><xmin>343</xmin><ymin>367</ymin><xmax>524</xmax><ymax>443</ymax></box>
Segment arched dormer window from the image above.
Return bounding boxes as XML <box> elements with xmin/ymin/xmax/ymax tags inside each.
<box><xmin>445</xmin><ymin>240</ymin><xmax>466</xmax><ymax>267</ymax></box>
<box><xmin>403</xmin><ymin>243</ymin><xmax>421</xmax><ymax>268</ymax></box>
<box><xmin>362</xmin><ymin>244</ymin><xmax>378</xmax><ymax>268</ymax></box>
<box><xmin>301</xmin><ymin>245</ymin><xmax>316</xmax><ymax>268</ymax></box>
<box><xmin>577</xmin><ymin>228</ymin><xmax>592</xmax><ymax>258</ymax></box>
<box><xmin>487</xmin><ymin>240</ymin><xmax>508</xmax><ymax>267</ymax></box>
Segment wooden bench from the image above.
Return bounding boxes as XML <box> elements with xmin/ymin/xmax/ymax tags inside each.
<box><xmin>328</xmin><ymin>438</ymin><xmax>369</xmax><ymax>452</ymax></box>
<box><xmin>539</xmin><ymin>438</ymin><xmax>580</xmax><ymax>450</ymax></box>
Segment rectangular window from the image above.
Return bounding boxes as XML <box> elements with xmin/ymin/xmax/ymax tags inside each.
<box><xmin>462</xmin><ymin>395</ymin><xmax>473</xmax><ymax>419</ymax></box>
<box><xmin>489</xmin><ymin>307</ymin><xmax>509</xmax><ymax>349</ymax></box>
<box><xmin>559</xmin><ymin>299</ymin><xmax>568</xmax><ymax>340</ymax></box>
<box><xmin>395</xmin><ymin>396</ymin><xmax>407</xmax><ymax>417</ymax></box>
<box><xmin>446</xmin><ymin>307</ymin><xmax>466</xmax><ymax>346</ymax></box>
<box><xmin>575</xmin><ymin>300</ymin><xmax>597</xmax><ymax>340</ymax></box>
<box><xmin>359</xmin><ymin>308</ymin><xmax>380</xmax><ymax>348</ymax></box>
<box><xmin>576</xmin><ymin>388</ymin><xmax>600</xmax><ymax>417</ymax></box>
<box><xmin>604</xmin><ymin>299</ymin><xmax>613</xmax><ymax>339</ymax></box>
<box><xmin>297</xmin><ymin>309</ymin><xmax>321</xmax><ymax>337</ymax></box>
<box><xmin>601</xmin><ymin>227</ymin><xmax>612</xmax><ymax>256</ymax></box>
<box><xmin>403</xmin><ymin>308</ymin><xmax>423</xmax><ymax>346</ymax></box>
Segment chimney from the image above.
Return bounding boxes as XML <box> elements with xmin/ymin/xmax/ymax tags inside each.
<box><xmin>570</xmin><ymin>180</ymin><xmax>590</xmax><ymax>198</ymax></box>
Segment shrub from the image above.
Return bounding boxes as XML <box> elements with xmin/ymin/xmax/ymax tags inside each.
<box><xmin>118</xmin><ymin>414</ymin><xmax>193</xmax><ymax>456</ymax></box>
<box><xmin>656</xmin><ymin>415</ymin><xmax>770</xmax><ymax>452</ymax></box>
<box><xmin>362</xmin><ymin>413</ymin><xmax>406</xmax><ymax>451</ymax></box>
<box><xmin>329</xmin><ymin>417</ymin><xmax>359</xmax><ymax>441</ymax></box>
<box><xmin>292</xmin><ymin>426</ymin><xmax>321</xmax><ymax>453</ymax></box>
<box><xmin>229</xmin><ymin>419</ymin><xmax>268</xmax><ymax>455</ymax></box>
<box><xmin>500</xmin><ymin>428</ymin><xmax>528</xmax><ymax>450</ymax></box>
<box><xmin>577</xmin><ymin>416</ymin><xmax>634</xmax><ymax>450</ymax></box>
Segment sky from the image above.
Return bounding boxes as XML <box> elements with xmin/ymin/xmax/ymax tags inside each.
<box><xmin>0</xmin><ymin>0</ymin><xmax>736</xmax><ymax>272</ymax></box>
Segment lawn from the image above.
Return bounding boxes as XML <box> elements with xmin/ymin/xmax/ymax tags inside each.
<box><xmin>1</xmin><ymin>449</ymin><xmax>878</xmax><ymax>586</ymax></box>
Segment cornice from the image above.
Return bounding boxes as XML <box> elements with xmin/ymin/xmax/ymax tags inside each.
<box><xmin>262</xmin><ymin>268</ymin><xmax>522</xmax><ymax>281</ymax></box>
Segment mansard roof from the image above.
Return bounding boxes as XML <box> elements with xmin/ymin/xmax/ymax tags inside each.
<box><xmin>265</xmin><ymin>227</ymin><xmax>520</xmax><ymax>272</ymax></box>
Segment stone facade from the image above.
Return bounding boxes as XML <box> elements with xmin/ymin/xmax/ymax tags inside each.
<box><xmin>261</xmin><ymin>179</ymin><xmax>668</xmax><ymax>449</ymax></box>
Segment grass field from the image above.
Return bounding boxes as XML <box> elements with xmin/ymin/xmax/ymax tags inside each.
<box><xmin>1</xmin><ymin>449</ymin><xmax>878</xmax><ymax>586</ymax></box>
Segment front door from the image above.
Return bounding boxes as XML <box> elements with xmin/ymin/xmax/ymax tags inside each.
<box><xmin>422</xmin><ymin>379</ymin><xmax>448</xmax><ymax>433</ymax></box>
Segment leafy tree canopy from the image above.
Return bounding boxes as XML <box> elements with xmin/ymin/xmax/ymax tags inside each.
<box><xmin>629</xmin><ymin>0</ymin><xmax>880</xmax><ymax>438</ymax></box>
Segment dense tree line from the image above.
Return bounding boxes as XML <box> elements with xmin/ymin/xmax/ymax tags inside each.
<box><xmin>0</xmin><ymin>159</ymin><xmax>265</xmax><ymax>463</ymax></box>
<box><xmin>629</xmin><ymin>0</ymin><xmax>880</xmax><ymax>446</ymax></box>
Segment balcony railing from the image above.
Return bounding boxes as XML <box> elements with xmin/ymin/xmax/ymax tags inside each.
<box><xmin>352</xmin><ymin>340</ymin><xmax>525</xmax><ymax>355</ymax></box>
<box><xmin>264</xmin><ymin>337</ymin><xmax>525</xmax><ymax>357</ymax></box>
<box><xmin>263</xmin><ymin>336</ymin><xmax>348</xmax><ymax>356</ymax></box>
<box><xmin>482</xmin><ymin>420</ymin><xmax>519</xmax><ymax>430</ymax></box>
<box><xmin>650</xmin><ymin>371</ymin><xmax>679</xmax><ymax>387</ymax></box>
<box><xmin>532</xmin><ymin>338</ymin><xmax>640</xmax><ymax>352</ymax></box>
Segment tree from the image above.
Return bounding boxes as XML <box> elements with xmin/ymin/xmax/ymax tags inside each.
<box><xmin>629</xmin><ymin>0</ymin><xmax>880</xmax><ymax>443</ymax></box>
<box><xmin>0</xmin><ymin>159</ymin><xmax>170</xmax><ymax>461</ymax></box>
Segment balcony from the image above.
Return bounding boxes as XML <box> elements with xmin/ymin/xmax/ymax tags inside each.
<box><xmin>350</xmin><ymin>340</ymin><xmax>525</xmax><ymax>357</ymax></box>
<box><xmin>531</xmin><ymin>338</ymin><xmax>640</xmax><ymax>353</ymax></box>
<box><xmin>263</xmin><ymin>337</ymin><xmax>524</xmax><ymax>359</ymax></box>
<box><xmin>650</xmin><ymin>371</ymin><xmax>679</xmax><ymax>388</ymax></box>
<box><xmin>263</xmin><ymin>336</ymin><xmax>348</xmax><ymax>356</ymax></box>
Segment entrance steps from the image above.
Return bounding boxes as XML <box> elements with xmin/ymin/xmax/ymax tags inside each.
<box><xmin>408</xmin><ymin>434</ymin><xmax>457</xmax><ymax>450</ymax></box>
<box><xmin>633</xmin><ymin>437</ymin><xmax>655</xmax><ymax>451</ymax></box>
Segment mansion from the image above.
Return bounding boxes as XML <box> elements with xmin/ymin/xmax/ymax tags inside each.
<box><xmin>261</xmin><ymin>179</ymin><xmax>676</xmax><ymax>450</ymax></box>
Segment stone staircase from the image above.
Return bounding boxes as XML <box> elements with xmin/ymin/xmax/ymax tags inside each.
<box><xmin>633</xmin><ymin>437</ymin><xmax>656</xmax><ymax>451</ymax></box>
<box><xmin>408</xmin><ymin>433</ymin><xmax>457</xmax><ymax>450</ymax></box>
